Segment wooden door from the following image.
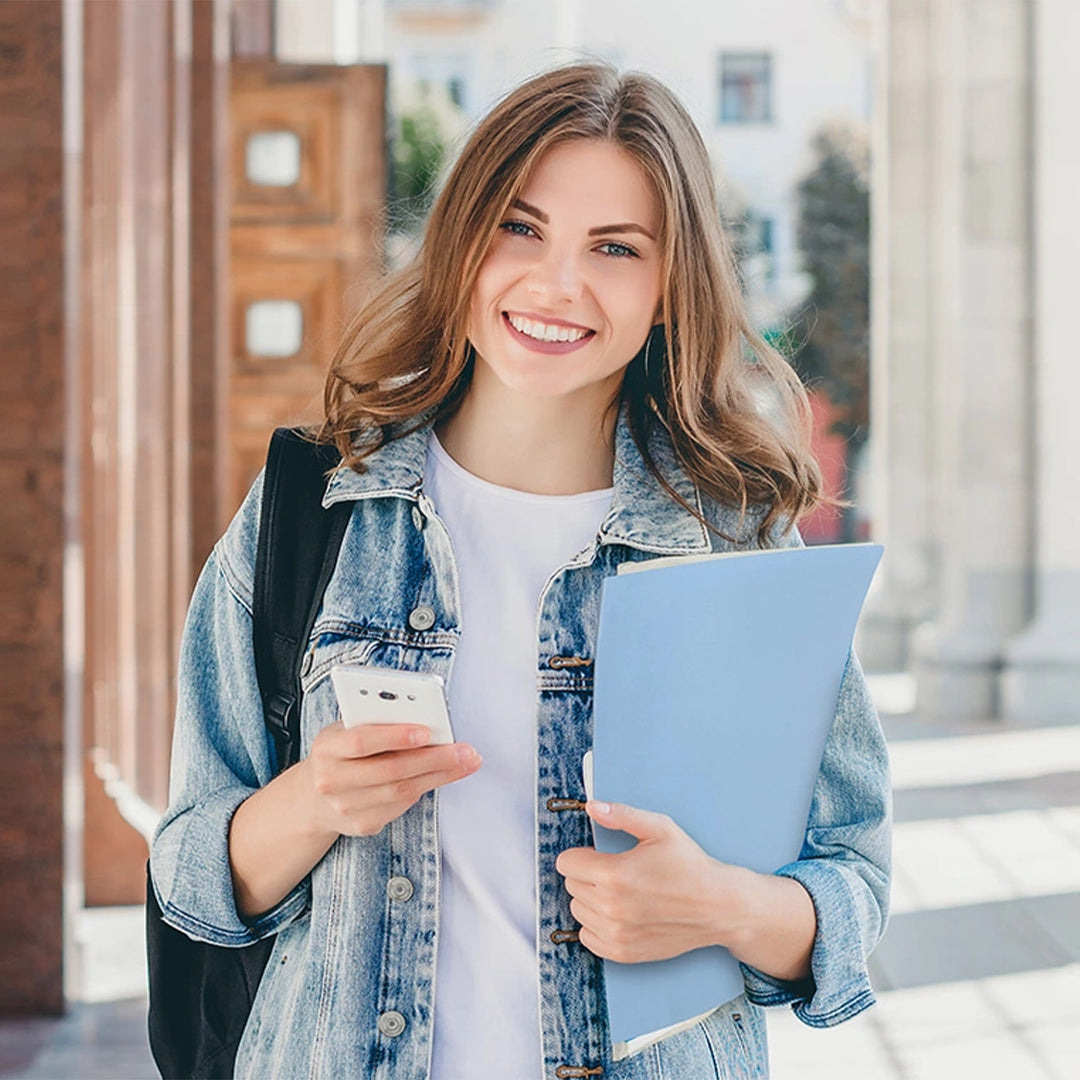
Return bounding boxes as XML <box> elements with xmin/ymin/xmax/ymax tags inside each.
<box><xmin>227</xmin><ymin>61</ymin><xmax>386</xmax><ymax>517</ymax></box>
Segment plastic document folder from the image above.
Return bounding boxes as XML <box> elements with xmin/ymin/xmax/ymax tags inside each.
<box><xmin>586</xmin><ymin>541</ymin><xmax>884</xmax><ymax>1047</ymax></box>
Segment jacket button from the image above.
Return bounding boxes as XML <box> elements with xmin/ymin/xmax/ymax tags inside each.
<box><xmin>386</xmin><ymin>875</ymin><xmax>414</xmax><ymax>902</ymax></box>
<box><xmin>408</xmin><ymin>605</ymin><xmax>436</xmax><ymax>631</ymax></box>
<box><xmin>377</xmin><ymin>1010</ymin><xmax>407</xmax><ymax>1038</ymax></box>
<box><xmin>411</xmin><ymin>504</ymin><xmax>425</xmax><ymax>530</ymax></box>
<box><xmin>300</xmin><ymin>652</ymin><xmax>314</xmax><ymax>677</ymax></box>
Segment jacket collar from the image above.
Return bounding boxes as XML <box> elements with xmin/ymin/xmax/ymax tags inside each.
<box><xmin>321</xmin><ymin>399</ymin><xmax>712</xmax><ymax>554</ymax></box>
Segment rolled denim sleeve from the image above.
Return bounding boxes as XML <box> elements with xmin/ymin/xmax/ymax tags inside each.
<box><xmin>739</xmin><ymin>647</ymin><xmax>892</xmax><ymax>1026</ymax></box>
<box><xmin>149</xmin><ymin>470</ymin><xmax>310</xmax><ymax>947</ymax></box>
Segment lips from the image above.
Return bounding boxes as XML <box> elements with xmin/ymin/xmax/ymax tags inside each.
<box><xmin>501</xmin><ymin>311</ymin><xmax>596</xmax><ymax>355</ymax></box>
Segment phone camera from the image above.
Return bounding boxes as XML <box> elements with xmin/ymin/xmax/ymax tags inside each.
<box><xmin>379</xmin><ymin>690</ymin><xmax>397</xmax><ymax>701</ymax></box>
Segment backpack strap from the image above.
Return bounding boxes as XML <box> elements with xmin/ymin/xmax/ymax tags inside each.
<box><xmin>251</xmin><ymin>428</ymin><xmax>351</xmax><ymax>774</ymax></box>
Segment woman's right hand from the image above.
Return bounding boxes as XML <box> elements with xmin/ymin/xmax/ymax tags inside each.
<box><xmin>301</xmin><ymin>722</ymin><xmax>482</xmax><ymax>838</ymax></box>
<box><xmin>231</xmin><ymin>722</ymin><xmax>480</xmax><ymax>918</ymax></box>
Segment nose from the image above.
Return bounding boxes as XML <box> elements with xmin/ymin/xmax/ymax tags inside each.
<box><xmin>526</xmin><ymin>246</ymin><xmax>583</xmax><ymax>306</ymax></box>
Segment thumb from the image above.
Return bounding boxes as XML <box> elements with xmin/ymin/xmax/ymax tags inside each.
<box><xmin>586</xmin><ymin>800</ymin><xmax>671</xmax><ymax>841</ymax></box>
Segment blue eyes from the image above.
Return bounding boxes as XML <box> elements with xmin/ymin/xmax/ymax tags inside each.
<box><xmin>500</xmin><ymin>220</ymin><xmax>536</xmax><ymax>238</ymax></box>
<box><xmin>497</xmin><ymin>220</ymin><xmax>640</xmax><ymax>259</ymax></box>
<box><xmin>598</xmin><ymin>240</ymin><xmax>639</xmax><ymax>259</ymax></box>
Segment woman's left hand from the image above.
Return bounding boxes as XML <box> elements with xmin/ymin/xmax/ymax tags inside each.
<box><xmin>554</xmin><ymin>800</ymin><xmax>756</xmax><ymax>964</ymax></box>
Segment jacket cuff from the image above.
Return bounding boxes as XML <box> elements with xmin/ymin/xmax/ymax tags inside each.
<box><xmin>738</xmin><ymin>859</ymin><xmax>877</xmax><ymax>1028</ymax></box>
<box><xmin>151</xmin><ymin>784</ymin><xmax>310</xmax><ymax>947</ymax></box>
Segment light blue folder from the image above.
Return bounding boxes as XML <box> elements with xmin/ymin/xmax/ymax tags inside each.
<box><xmin>589</xmin><ymin>541</ymin><xmax>883</xmax><ymax>1045</ymax></box>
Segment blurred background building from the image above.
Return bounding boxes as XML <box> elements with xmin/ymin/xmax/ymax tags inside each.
<box><xmin>2</xmin><ymin>1</ymin><xmax>1078</xmax><ymax>1077</ymax></box>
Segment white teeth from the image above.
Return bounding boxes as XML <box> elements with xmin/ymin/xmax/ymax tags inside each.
<box><xmin>507</xmin><ymin>313</ymin><xmax>589</xmax><ymax>343</ymax></box>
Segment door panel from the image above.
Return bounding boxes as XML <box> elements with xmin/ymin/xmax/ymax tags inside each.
<box><xmin>228</xmin><ymin>60</ymin><xmax>386</xmax><ymax>518</ymax></box>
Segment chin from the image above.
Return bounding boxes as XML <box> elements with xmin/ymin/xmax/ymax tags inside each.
<box><xmin>500</xmin><ymin>372</ymin><xmax>583</xmax><ymax>400</ymax></box>
<box><xmin>476</xmin><ymin>345</ymin><xmax>617</xmax><ymax>403</ymax></box>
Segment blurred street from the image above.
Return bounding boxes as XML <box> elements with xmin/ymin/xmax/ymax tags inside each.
<box><xmin>2</xmin><ymin>676</ymin><xmax>1078</xmax><ymax>1080</ymax></box>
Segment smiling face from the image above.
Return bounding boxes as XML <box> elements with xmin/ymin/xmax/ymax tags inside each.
<box><xmin>464</xmin><ymin>138</ymin><xmax>664</xmax><ymax>409</ymax></box>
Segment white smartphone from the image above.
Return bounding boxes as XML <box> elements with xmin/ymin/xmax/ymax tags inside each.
<box><xmin>329</xmin><ymin>664</ymin><xmax>455</xmax><ymax>745</ymax></box>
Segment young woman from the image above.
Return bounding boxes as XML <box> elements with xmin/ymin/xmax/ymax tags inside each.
<box><xmin>151</xmin><ymin>62</ymin><xmax>891</xmax><ymax>1079</ymax></box>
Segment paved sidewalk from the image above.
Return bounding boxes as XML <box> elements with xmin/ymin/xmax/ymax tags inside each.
<box><xmin>0</xmin><ymin>998</ymin><xmax>154</xmax><ymax>1080</ymax></box>
<box><xmin>767</xmin><ymin>683</ymin><xmax>1080</xmax><ymax>1079</ymax></box>
<box><xmin>0</xmin><ymin>907</ymin><xmax>155</xmax><ymax>1079</ymax></box>
<box><xmin>3</xmin><ymin>676</ymin><xmax>1078</xmax><ymax>1079</ymax></box>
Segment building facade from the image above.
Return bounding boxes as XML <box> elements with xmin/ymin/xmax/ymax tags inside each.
<box><xmin>276</xmin><ymin>0</ymin><xmax>875</xmax><ymax>326</ymax></box>
<box><xmin>862</xmin><ymin>0</ymin><xmax>1080</xmax><ymax>720</ymax></box>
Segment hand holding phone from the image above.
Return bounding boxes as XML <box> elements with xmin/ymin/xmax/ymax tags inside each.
<box><xmin>330</xmin><ymin>665</ymin><xmax>455</xmax><ymax>744</ymax></box>
<box><xmin>302</xmin><ymin>666</ymin><xmax>475</xmax><ymax>839</ymax></box>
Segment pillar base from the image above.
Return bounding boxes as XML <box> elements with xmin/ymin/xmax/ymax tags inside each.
<box><xmin>910</xmin><ymin>620</ymin><xmax>1004</xmax><ymax>720</ymax></box>
<box><xmin>1001</xmin><ymin>575</ymin><xmax>1080</xmax><ymax>720</ymax></box>
<box><xmin>857</xmin><ymin>585</ymin><xmax>937</xmax><ymax>673</ymax></box>
<box><xmin>1001</xmin><ymin>662</ymin><xmax>1080</xmax><ymax>720</ymax></box>
<box><xmin>912</xmin><ymin>657</ymin><xmax>1000</xmax><ymax>719</ymax></box>
<box><xmin>909</xmin><ymin>565</ymin><xmax>1033</xmax><ymax>719</ymax></box>
<box><xmin>857</xmin><ymin>607</ymin><xmax>916</xmax><ymax>673</ymax></box>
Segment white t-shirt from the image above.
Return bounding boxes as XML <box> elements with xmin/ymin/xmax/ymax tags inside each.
<box><xmin>425</xmin><ymin>430</ymin><xmax>613</xmax><ymax>1080</ymax></box>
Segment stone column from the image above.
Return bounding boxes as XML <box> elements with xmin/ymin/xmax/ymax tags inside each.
<box><xmin>910</xmin><ymin>0</ymin><xmax>1034</xmax><ymax>718</ymax></box>
<box><xmin>857</xmin><ymin>0</ymin><xmax>942</xmax><ymax>673</ymax></box>
<box><xmin>1000</xmin><ymin>0</ymin><xmax>1080</xmax><ymax>720</ymax></box>
<box><xmin>0</xmin><ymin>0</ymin><xmax>66</xmax><ymax>1015</ymax></box>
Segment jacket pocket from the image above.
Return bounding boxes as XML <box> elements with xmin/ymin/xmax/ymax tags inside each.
<box><xmin>301</xmin><ymin>634</ymin><xmax>381</xmax><ymax>697</ymax></box>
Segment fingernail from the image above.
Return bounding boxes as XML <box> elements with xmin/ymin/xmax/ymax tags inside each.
<box><xmin>591</xmin><ymin>801</ymin><xmax>611</xmax><ymax>816</ymax></box>
<box><xmin>410</xmin><ymin>728</ymin><xmax>430</xmax><ymax>746</ymax></box>
<box><xmin>456</xmin><ymin>745</ymin><xmax>479</xmax><ymax>765</ymax></box>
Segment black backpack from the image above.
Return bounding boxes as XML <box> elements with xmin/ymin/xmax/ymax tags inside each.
<box><xmin>146</xmin><ymin>428</ymin><xmax>352</xmax><ymax>1080</ymax></box>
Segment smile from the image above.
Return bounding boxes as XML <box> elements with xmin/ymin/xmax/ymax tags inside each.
<box><xmin>505</xmin><ymin>313</ymin><xmax>593</xmax><ymax>343</ymax></box>
<box><xmin>501</xmin><ymin>311</ymin><xmax>596</xmax><ymax>355</ymax></box>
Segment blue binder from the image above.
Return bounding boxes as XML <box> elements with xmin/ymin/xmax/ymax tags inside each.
<box><xmin>588</xmin><ymin>541</ymin><xmax>883</xmax><ymax>1045</ymax></box>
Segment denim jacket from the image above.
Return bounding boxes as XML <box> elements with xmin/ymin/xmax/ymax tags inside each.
<box><xmin>151</xmin><ymin>399</ymin><xmax>892</xmax><ymax>1080</ymax></box>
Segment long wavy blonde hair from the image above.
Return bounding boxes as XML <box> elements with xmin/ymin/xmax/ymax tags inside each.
<box><xmin>317</xmin><ymin>61</ymin><xmax>832</xmax><ymax>545</ymax></box>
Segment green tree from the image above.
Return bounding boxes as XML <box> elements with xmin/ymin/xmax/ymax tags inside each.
<box><xmin>789</xmin><ymin>121</ymin><xmax>871</xmax><ymax>538</ymax></box>
<box><xmin>389</xmin><ymin>96</ymin><xmax>448</xmax><ymax>234</ymax></box>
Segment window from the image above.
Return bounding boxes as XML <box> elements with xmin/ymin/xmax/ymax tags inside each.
<box><xmin>409</xmin><ymin>53</ymin><xmax>470</xmax><ymax>112</ymax></box>
<box><xmin>747</xmin><ymin>214</ymin><xmax>775</xmax><ymax>282</ymax></box>
<box><xmin>244</xmin><ymin>130</ymin><xmax>302</xmax><ymax>187</ymax></box>
<box><xmin>245</xmin><ymin>300</ymin><xmax>303</xmax><ymax>358</ymax></box>
<box><xmin>750</xmin><ymin>215</ymin><xmax>774</xmax><ymax>258</ymax></box>
<box><xmin>734</xmin><ymin>211</ymin><xmax>776</xmax><ymax>287</ymax></box>
<box><xmin>719</xmin><ymin>53</ymin><xmax>772</xmax><ymax>124</ymax></box>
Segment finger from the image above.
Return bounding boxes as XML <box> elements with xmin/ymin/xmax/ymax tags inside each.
<box><xmin>576</xmin><ymin>923</ymin><xmax>612</xmax><ymax>961</ymax></box>
<box><xmin>554</xmin><ymin>846</ymin><xmax>591</xmax><ymax>879</ymax></box>
<box><xmin>555</xmin><ymin>845</ymin><xmax>617</xmax><ymax>881</ymax></box>
<box><xmin>586</xmin><ymin>800</ymin><xmax>672</xmax><ymax>842</ymax></box>
<box><xmin>369</xmin><ymin>758</ymin><xmax>482</xmax><ymax>808</ymax></box>
<box><xmin>338</xmin><ymin>723</ymin><xmax>435</xmax><ymax>759</ymax></box>
<box><xmin>357</xmin><ymin>744</ymin><xmax>478</xmax><ymax>786</ymax></box>
<box><xmin>568</xmin><ymin>894</ymin><xmax>604</xmax><ymax>929</ymax></box>
<box><xmin>560</xmin><ymin>875</ymin><xmax>599</xmax><ymax>900</ymax></box>
<box><xmin>319</xmin><ymin>745</ymin><xmax>479</xmax><ymax>808</ymax></box>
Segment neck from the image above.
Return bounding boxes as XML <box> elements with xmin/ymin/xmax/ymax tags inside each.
<box><xmin>434</xmin><ymin>369</ymin><xmax>620</xmax><ymax>496</ymax></box>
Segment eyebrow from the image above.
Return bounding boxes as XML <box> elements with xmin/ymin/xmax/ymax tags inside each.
<box><xmin>511</xmin><ymin>198</ymin><xmax>656</xmax><ymax>241</ymax></box>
